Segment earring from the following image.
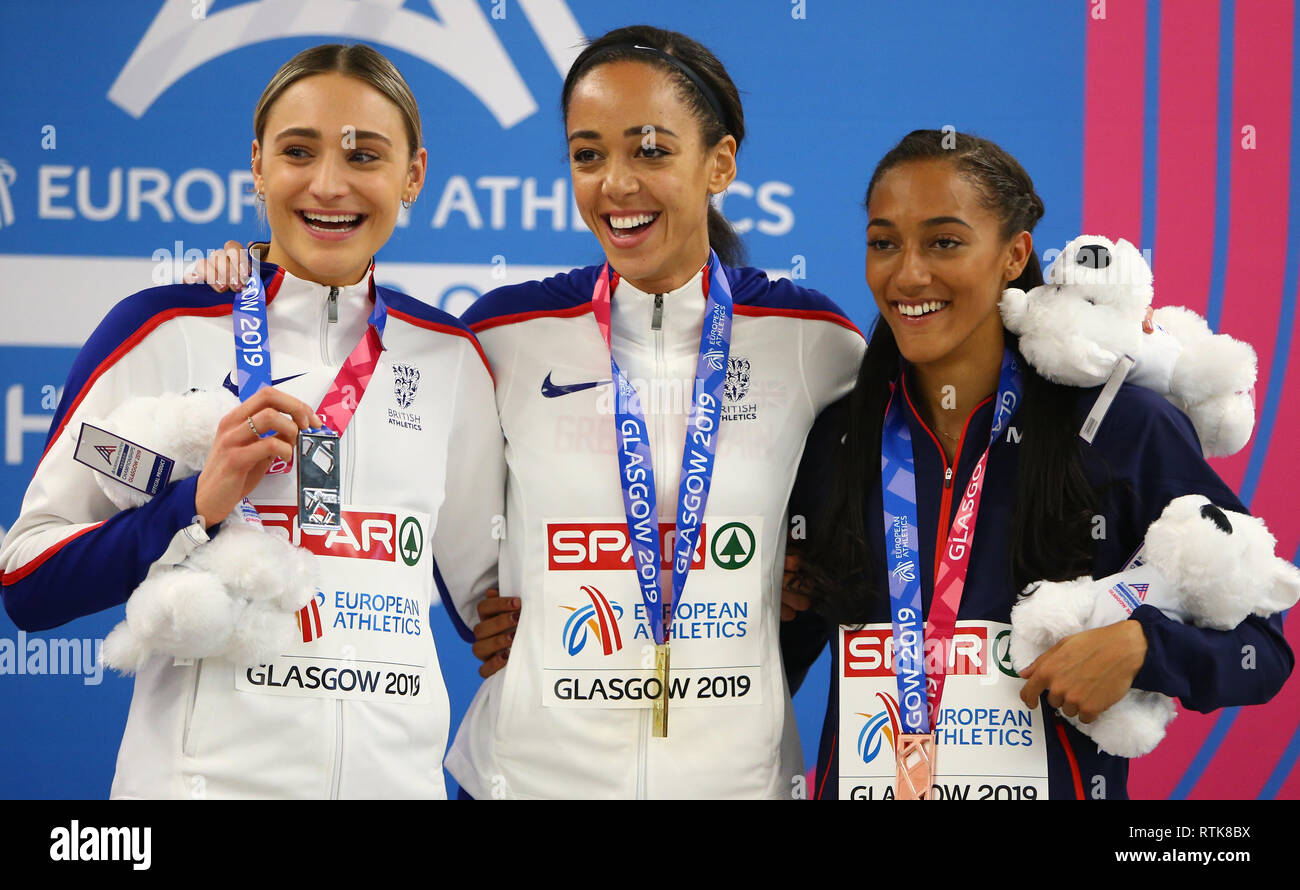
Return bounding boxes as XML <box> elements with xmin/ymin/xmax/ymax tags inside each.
<box><xmin>255</xmin><ymin>190</ymin><xmax>265</xmax><ymax>203</ymax></box>
<box><xmin>401</xmin><ymin>198</ymin><xmax>413</xmax><ymax>210</ymax></box>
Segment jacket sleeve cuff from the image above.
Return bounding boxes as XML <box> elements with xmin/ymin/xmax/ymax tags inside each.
<box><xmin>1129</xmin><ymin>604</ymin><xmax>1177</xmax><ymax>695</ymax></box>
<box><xmin>148</xmin><ymin>474</ymin><xmax>217</xmax><ymax>571</ymax></box>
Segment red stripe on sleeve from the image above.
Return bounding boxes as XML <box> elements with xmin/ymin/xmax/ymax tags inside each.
<box><xmin>467</xmin><ymin>302</ymin><xmax>595</xmax><ymax>334</ymax></box>
<box><xmin>1</xmin><ymin>522</ymin><xmax>107</xmax><ymax>586</ymax></box>
<box><xmin>36</xmin><ymin>304</ymin><xmax>234</xmax><ymax>472</ymax></box>
<box><xmin>732</xmin><ymin>304</ymin><xmax>864</xmax><ymax>338</ymax></box>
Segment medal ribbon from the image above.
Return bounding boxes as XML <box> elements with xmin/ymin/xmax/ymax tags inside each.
<box><xmin>592</xmin><ymin>252</ymin><xmax>733</xmax><ymax>645</ymax></box>
<box><xmin>880</xmin><ymin>349</ymin><xmax>1021</xmax><ymax>733</ymax></box>
<box><xmin>231</xmin><ymin>265</ymin><xmax>389</xmax><ymax>439</ymax></box>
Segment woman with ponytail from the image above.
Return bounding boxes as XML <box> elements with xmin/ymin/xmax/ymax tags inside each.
<box><xmin>786</xmin><ymin>129</ymin><xmax>1292</xmax><ymax>800</ymax></box>
<box><xmin>446</xmin><ymin>25</ymin><xmax>865</xmax><ymax>798</ymax></box>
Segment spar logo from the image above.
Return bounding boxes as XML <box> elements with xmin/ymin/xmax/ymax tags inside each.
<box><xmin>992</xmin><ymin>628</ymin><xmax>1021</xmax><ymax>678</ymax></box>
<box><xmin>548</xmin><ymin>522</ymin><xmax>705</xmax><ymax>571</ymax></box>
<box><xmin>856</xmin><ymin>692</ymin><xmax>902</xmax><ymax>765</ymax></box>
<box><xmin>112</xmin><ymin>0</ymin><xmax>585</xmax><ymax>129</ymax></box>
<box><xmin>710</xmin><ymin>521</ymin><xmax>754</xmax><ymax>570</ymax></box>
<box><xmin>398</xmin><ymin>516</ymin><xmax>423</xmax><ymax>567</ymax></box>
<box><xmin>560</xmin><ymin>586</ymin><xmax>624</xmax><ymax>656</ymax></box>
<box><xmin>257</xmin><ymin>506</ymin><xmax>398</xmax><ymax>562</ymax></box>
<box><xmin>843</xmin><ymin>626</ymin><xmax>989</xmax><ymax>678</ymax></box>
<box><xmin>297</xmin><ymin>591</ymin><xmax>326</xmax><ymax>644</ymax></box>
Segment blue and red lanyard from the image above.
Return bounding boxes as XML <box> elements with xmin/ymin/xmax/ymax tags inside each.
<box><xmin>591</xmin><ymin>252</ymin><xmax>733</xmax><ymax>646</ymax></box>
<box><xmin>231</xmin><ymin>265</ymin><xmax>389</xmax><ymax>440</ymax></box>
<box><xmin>880</xmin><ymin>349</ymin><xmax>1022</xmax><ymax>733</ymax></box>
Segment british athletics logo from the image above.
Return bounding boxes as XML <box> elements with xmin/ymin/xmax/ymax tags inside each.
<box><xmin>560</xmin><ymin>586</ymin><xmax>624</xmax><ymax>656</ymax></box>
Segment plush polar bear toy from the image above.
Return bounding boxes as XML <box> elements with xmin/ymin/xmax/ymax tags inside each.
<box><xmin>1009</xmin><ymin>495</ymin><xmax>1300</xmax><ymax>758</ymax></box>
<box><xmin>1000</xmin><ymin>235</ymin><xmax>1257</xmax><ymax>457</ymax></box>
<box><xmin>83</xmin><ymin>389</ymin><xmax>318</xmax><ymax>673</ymax></box>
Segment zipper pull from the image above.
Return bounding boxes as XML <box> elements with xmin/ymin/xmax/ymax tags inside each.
<box><xmin>944</xmin><ymin>466</ymin><xmax>953</xmax><ymax>489</ymax></box>
<box><xmin>327</xmin><ymin>286</ymin><xmax>339</xmax><ymax>324</ymax></box>
<box><xmin>651</xmin><ymin>293</ymin><xmax>664</xmax><ymax>331</ymax></box>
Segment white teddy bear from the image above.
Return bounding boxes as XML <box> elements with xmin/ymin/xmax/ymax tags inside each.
<box><xmin>1009</xmin><ymin>495</ymin><xmax>1300</xmax><ymax>758</ymax></box>
<box><xmin>82</xmin><ymin>389</ymin><xmax>318</xmax><ymax>673</ymax></box>
<box><xmin>1000</xmin><ymin>235</ymin><xmax>1257</xmax><ymax>457</ymax></box>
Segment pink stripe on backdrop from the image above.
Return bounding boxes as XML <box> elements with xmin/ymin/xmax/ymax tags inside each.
<box><xmin>1129</xmin><ymin>712</ymin><xmax>1217</xmax><ymax>799</ymax></box>
<box><xmin>1204</xmin><ymin>1</ymin><xmax>1293</xmax><ymax>492</ymax></box>
<box><xmin>1194</xmin><ymin>610</ymin><xmax>1300</xmax><ymax>798</ymax></box>
<box><xmin>1082</xmin><ymin>0</ymin><xmax>1146</xmax><ymax>241</ymax></box>
<box><xmin>1151</xmin><ymin>0</ymin><xmax>1220</xmax><ymax>317</ymax></box>
<box><xmin>1125</xmin><ymin>0</ymin><xmax>1223</xmax><ymax>801</ymax></box>
<box><xmin>1275</xmin><ymin>612</ymin><xmax>1300</xmax><ymax>799</ymax></box>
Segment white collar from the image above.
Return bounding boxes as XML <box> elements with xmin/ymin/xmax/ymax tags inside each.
<box><xmin>262</xmin><ymin>261</ymin><xmax>376</xmax><ymax>346</ymax></box>
<box><xmin>610</xmin><ymin>265</ymin><xmax>707</xmax><ymax>347</ymax></box>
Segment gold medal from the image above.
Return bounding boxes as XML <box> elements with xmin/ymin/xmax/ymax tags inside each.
<box><xmin>895</xmin><ymin>733</ymin><xmax>937</xmax><ymax>799</ymax></box>
<box><xmin>652</xmin><ymin>643</ymin><xmax>670</xmax><ymax>738</ymax></box>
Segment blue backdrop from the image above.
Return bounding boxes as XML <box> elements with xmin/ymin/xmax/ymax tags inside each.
<box><xmin>2</xmin><ymin>0</ymin><xmax>1131</xmax><ymax>799</ymax></box>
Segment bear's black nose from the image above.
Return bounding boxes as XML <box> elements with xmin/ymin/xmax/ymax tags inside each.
<box><xmin>1200</xmin><ymin>503</ymin><xmax>1233</xmax><ymax>534</ymax></box>
<box><xmin>1076</xmin><ymin>244</ymin><xmax>1112</xmax><ymax>269</ymax></box>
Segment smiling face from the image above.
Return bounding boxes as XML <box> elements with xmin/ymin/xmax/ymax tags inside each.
<box><xmin>566</xmin><ymin>60</ymin><xmax>736</xmax><ymax>293</ymax></box>
<box><xmin>866</xmin><ymin>159</ymin><xmax>1030</xmax><ymax>371</ymax></box>
<box><xmin>252</xmin><ymin>72</ymin><xmax>426</xmax><ymax>286</ymax></box>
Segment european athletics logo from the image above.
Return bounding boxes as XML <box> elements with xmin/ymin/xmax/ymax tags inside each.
<box><xmin>111</xmin><ymin>0</ymin><xmax>585</xmax><ymax>129</ymax></box>
<box><xmin>559</xmin><ymin>586</ymin><xmax>624</xmax><ymax>656</ymax></box>
<box><xmin>856</xmin><ymin>692</ymin><xmax>903</xmax><ymax>765</ymax></box>
<box><xmin>297</xmin><ymin>591</ymin><xmax>326</xmax><ymax>644</ymax></box>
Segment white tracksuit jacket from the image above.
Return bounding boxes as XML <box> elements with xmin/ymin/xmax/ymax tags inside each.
<box><xmin>0</xmin><ymin>261</ymin><xmax>503</xmax><ymax>799</ymax></box>
<box><xmin>447</xmin><ymin>262</ymin><xmax>865</xmax><ymax>799</ymax></box>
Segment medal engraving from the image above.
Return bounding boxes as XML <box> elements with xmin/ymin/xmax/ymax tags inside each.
<box><xmin>298</xmin><ymin>429</ymin><xmax>341</xmax><ymax>530</ymax></box>
<box><xmin>896</xmin><ymin>733</ymin><xmax>936</xmax><ymax>800</ymax></box>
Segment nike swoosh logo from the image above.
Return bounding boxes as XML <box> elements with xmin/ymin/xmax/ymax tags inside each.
<box><xmin>222</xmin><ymin>371</ymin><xmax>308</xmax><ymax>397</ymax></box>
<box><xmin>541</xmin><ymin>372</ymin><xmax>612</xmax><ymax>399</ymax></box>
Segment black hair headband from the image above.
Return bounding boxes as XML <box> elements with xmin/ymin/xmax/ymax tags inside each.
<box><xmin>607</xmin><ymin>43</ymin><xmax>726</xmax><ymax>127</ymax></box>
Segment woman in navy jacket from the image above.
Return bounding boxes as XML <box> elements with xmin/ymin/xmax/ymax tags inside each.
<box><xmin>784</xmin><ymin>129</ymin><xmax>1293</xmax><ymax>800</ymax></box>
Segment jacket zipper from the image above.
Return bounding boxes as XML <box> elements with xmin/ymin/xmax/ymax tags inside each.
<box><xmin>899</xmin><ymin>379</ymin><xmax>991</xmax><ymax>583</ymax></box>
<box><xmin>181</xmin><ymin>659</ymin><xmax>203</xmax><ymax>757</ymax></box>
<box><xmin>320</xmin><ymin>283</ymin><xmax>345</xmax><ymax>799</ymax></box>
<box><xmin>637</xmin><ymin>292</ymin><xmax>667</xmax><ymax>799</ymax></box>
<box><xmin>330</xmin><ymin>706</ymin><xmax>344</xmax><ymax>798</ymax></box>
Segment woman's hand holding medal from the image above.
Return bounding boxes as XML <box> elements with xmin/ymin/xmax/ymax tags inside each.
<box><xmin>194</xmin><ymin>387</ymin><xmax>321</xmax><ymax>529</ymax></box>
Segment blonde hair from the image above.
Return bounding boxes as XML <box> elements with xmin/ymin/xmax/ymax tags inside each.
<box><xmin>254</xmin><ymin>44</ymin><xmax>422</xmax><ymax>156</ymax></box>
